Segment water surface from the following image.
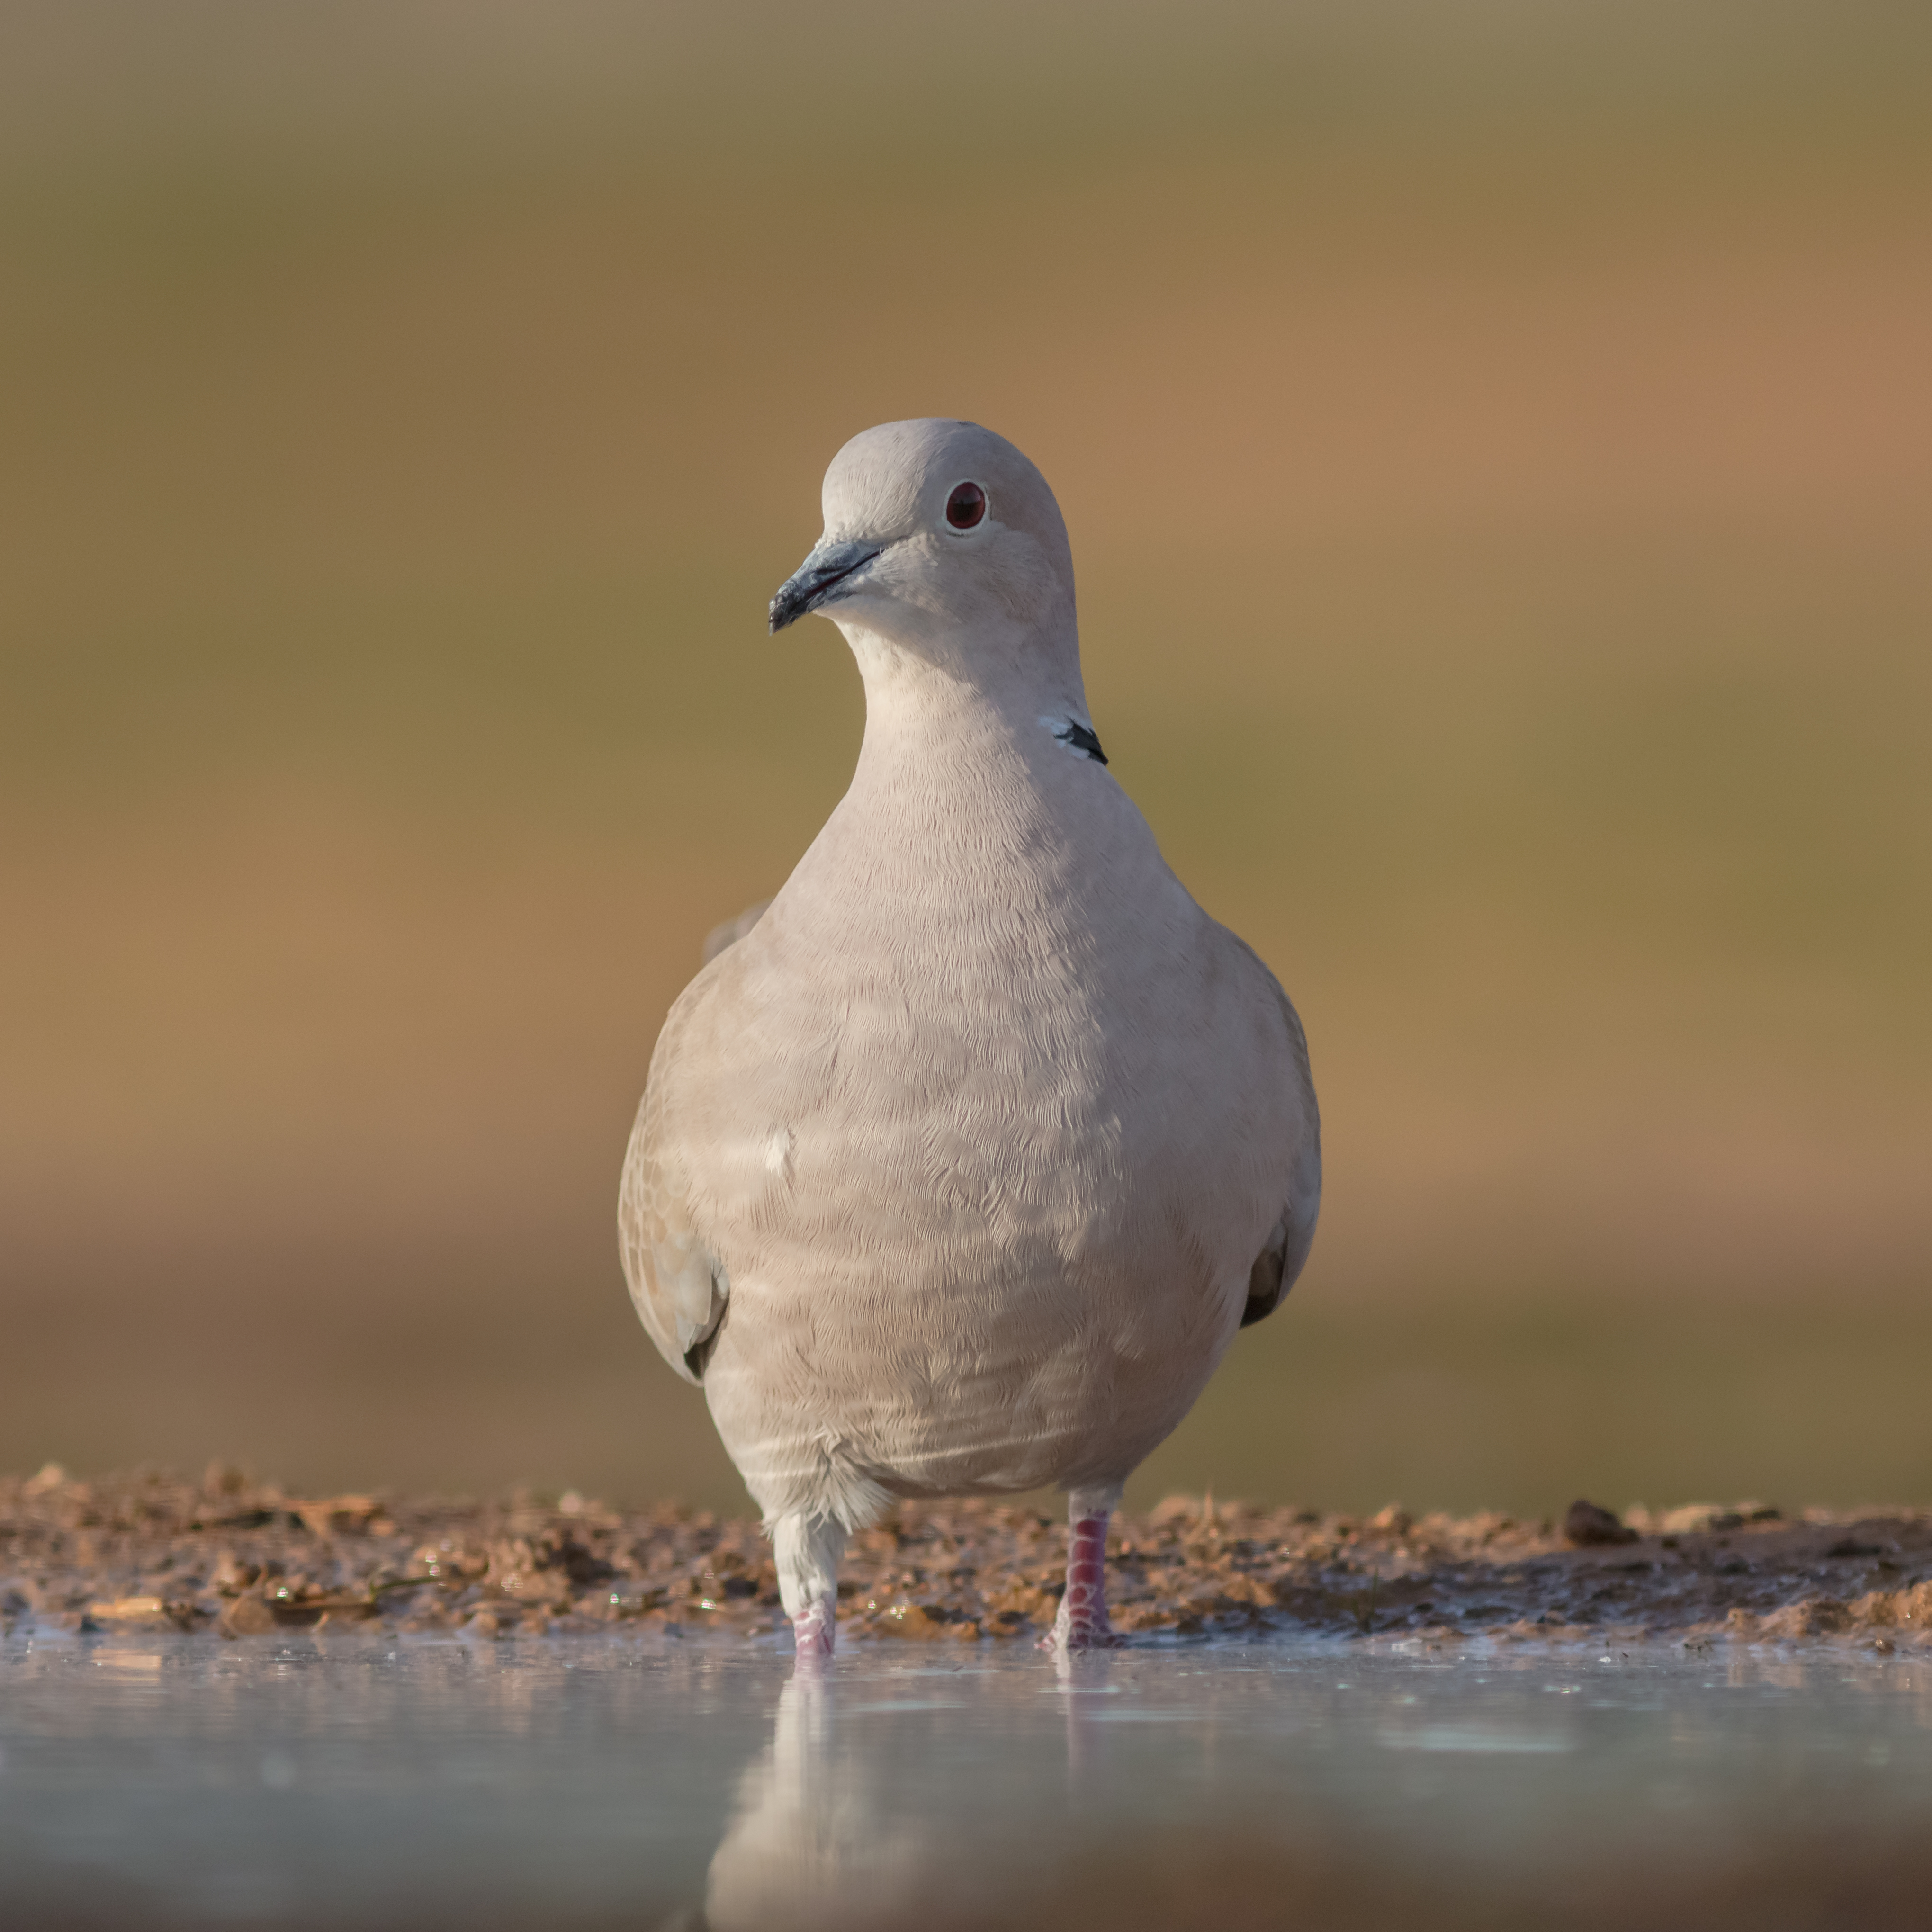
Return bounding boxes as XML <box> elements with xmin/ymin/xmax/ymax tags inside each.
<box><xmin>4</xmin><ymin>1630</ymin><xmax>1929</xmax><ymax>1929</ymax></box>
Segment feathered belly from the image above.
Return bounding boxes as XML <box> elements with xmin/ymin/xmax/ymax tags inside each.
<box><xmin>698</xmin><ymin>1165</ymin><xmax>1250</xmax><ymax>1515</ymax></box>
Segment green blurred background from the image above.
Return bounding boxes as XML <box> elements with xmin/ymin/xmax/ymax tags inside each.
<box><xmin>3</xmin><ymin>0</ymin><xmax>1928</xmax><ymax>1519</ymax></box>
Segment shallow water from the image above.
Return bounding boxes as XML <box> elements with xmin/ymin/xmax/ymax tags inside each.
<box><xmin>4</xmin><ymin>1629</ymin><xmax>1930</xmax><ymax>1929</ymax></box>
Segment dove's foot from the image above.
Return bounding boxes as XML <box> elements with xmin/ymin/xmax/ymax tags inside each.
<box><xmin>792</xmin><ymin>1598</ymin><xmax>836</xmax><ymax>1664</ymax></box>
<box><xmin>1042</xmin><ymin>1506</ymin><xmax>1119</xmax><ymax>1651</ymax></box>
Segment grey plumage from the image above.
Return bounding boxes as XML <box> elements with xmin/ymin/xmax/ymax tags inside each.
<box><xmin>619</xmin><ymin>419</ymin><xmax>1320</xmax><ymax>1646</ymax></box>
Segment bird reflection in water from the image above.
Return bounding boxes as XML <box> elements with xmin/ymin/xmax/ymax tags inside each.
<box><xmin>699</xmin><ymin>1649</ymin><xmax>1119</xmax><ymax>1932</ymax></box>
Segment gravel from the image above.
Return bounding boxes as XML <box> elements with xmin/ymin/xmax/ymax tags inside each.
<box><xmin>4</xmin><ymin>1465</ymin><xmax>1927</xmax><ymax>1649</ymax></box>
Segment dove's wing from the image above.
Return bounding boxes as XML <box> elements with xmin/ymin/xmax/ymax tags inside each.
<box><xmin>702</xmin><ymin>899</ymin><xmax>771</xmax><ymax>965</ymax></box>
<box><xmin>618</xmin><ymin>917</ymin><xmax>768</xmax><ymax>1385</ymax></box>
<box><xmin>619</xmin><ymin>1053</ymin><xmax>727</xmax><ymax>1385</ymax></box>
<box><xmin>1240</xmin><ymin>980</ymin><xmax>1322</xmax><ymax>1329</ymax></box>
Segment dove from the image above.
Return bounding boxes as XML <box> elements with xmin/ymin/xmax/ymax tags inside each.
<box><xmin>620</xmin><ymin>419</ymin><xmax>1319</xmax><ymax>1654</ymax></box>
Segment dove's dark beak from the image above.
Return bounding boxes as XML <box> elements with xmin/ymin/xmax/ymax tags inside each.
<box><xmin>768</xmin><ymin>539</ymin><xmax>882</xmax><ymax>634</ymax></box>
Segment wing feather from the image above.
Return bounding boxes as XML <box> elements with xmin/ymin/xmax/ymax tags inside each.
<box><xmin>618</xmin><ymin>917</ymin><xmax>762</xmax><ymax>1385</ymax></box>
<box><xmin>618</xmin><ymin>1066</ymin><xmax>727</xmax><ymax>1384</ymax></box>
<box><xmin>1240</xmin><ymin>981</ymin><xmax>1322</xmax><ymax>1328</ymax></box>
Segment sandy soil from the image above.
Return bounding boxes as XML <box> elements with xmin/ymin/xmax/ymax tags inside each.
<box><xmin>5</xmin><ymin>1465</ymin><xmax>1926</xmax><ymax>1650</ymax></box>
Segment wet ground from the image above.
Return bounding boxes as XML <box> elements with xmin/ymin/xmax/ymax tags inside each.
<box><xmin>5</xmin><ymin>1627</ymin><xmax>1932</xmax><ymax>1931</ymax></box>
<box><xmin>8</xmin><ymin>1467</ymin><xmax>1930</xmax><ymax>1648</ymax></box>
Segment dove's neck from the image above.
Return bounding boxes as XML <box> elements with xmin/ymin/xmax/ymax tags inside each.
<box><xmin>844</xmin><ymin>621</ymin><xmax>1093</xmax><ymax>787</ymax></box>
<box><xmin>786</xmin><ymin>617</ymin><xmax>1170</xmax><ymax>942</ymax></box>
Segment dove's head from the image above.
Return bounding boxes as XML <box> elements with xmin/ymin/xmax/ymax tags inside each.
<box><xmin>769</xmin><ymin>420</ymin><xmax>1078</xmax><ymax>689</ymax></box>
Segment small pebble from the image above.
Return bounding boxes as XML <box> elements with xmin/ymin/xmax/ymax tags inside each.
<box><xmin>1564</xmin><ymin>1500</ymin><xmax>1640</xmax><ymax>1547</ymax></box>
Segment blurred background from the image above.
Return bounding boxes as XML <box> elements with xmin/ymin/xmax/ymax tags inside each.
<box><xmin>2</xmin><ymin>0</ymin><xmax>1927</xmax><ymax>1519</ymax></box>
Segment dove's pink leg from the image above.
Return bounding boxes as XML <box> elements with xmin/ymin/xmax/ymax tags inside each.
<box><xmin>791</xmin><ymin>1598</ymin><xmax>836</xmax><ymax>1662</ymax></box>
<box><xmin>1048</xmin><ymin>1495</ymin><xmax>1120</xmax><ymax>1650</ymax></box>
<box><xmin>774</xmin><ymin>1512</ymin><xmax>845</xmax><ymax>1667</ymax></box>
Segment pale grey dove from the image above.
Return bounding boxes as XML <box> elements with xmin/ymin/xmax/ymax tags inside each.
<box><xmin>620</xmin><ymin>420</ymin><xmax>1320</xmax><ymax>1655</ymax></box>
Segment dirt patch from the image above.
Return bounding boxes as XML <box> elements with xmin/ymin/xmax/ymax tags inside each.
<box><xmin>4</xmin><ymin>1465</ymin><xmax>1927</xmax><ymax>1650</ymax></box>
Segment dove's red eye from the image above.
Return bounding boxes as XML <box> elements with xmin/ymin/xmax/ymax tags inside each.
<box><xmin>945</xmin><ymin>482</ymin><xmax>987</xmax><ymax>530</ymax></box>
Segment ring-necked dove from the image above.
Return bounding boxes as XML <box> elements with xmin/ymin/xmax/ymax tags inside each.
<box><xmin>620</xmin><ymin>420</ymin><xmax>1320</xmax><ymax>1654</ymax></box>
